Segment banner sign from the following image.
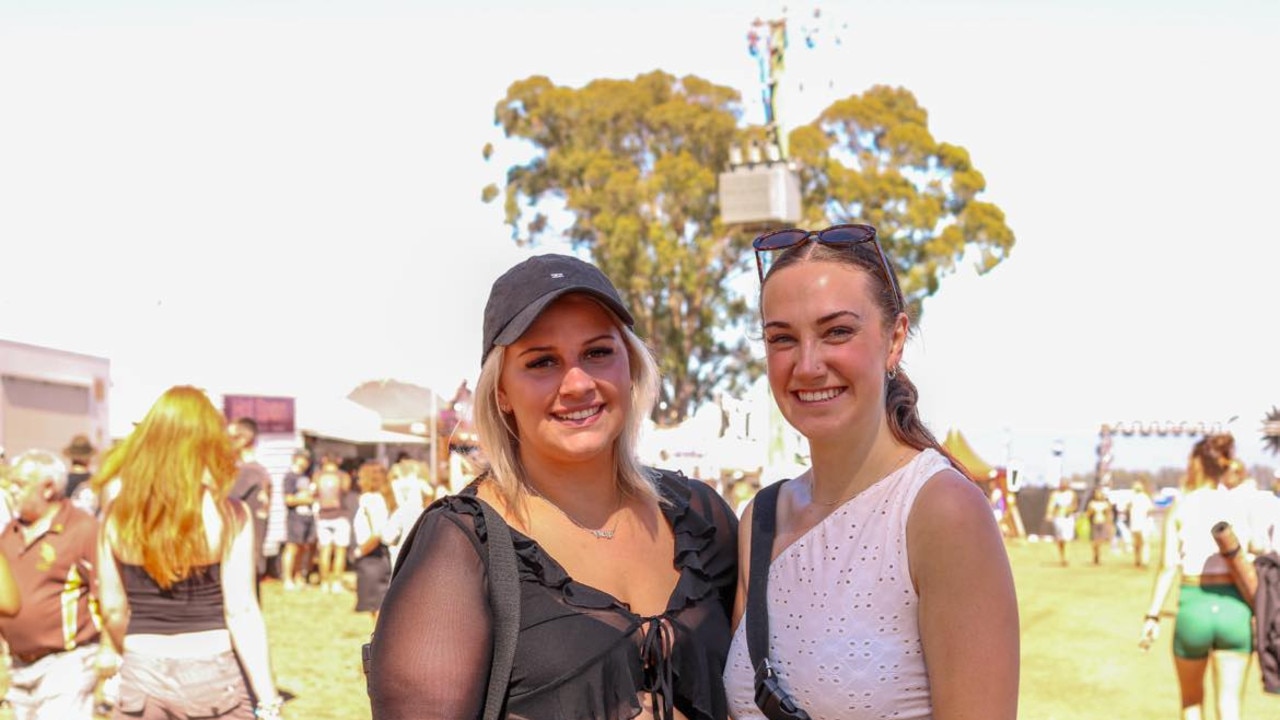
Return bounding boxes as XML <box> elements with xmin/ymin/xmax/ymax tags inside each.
<box><xmin>223</xmin><ymin>395</ymin><xmax>296</xmax><ymax>434</ymax></box>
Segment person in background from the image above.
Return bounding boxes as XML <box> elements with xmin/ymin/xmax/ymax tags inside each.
<box><xmin>1127</xmin><ymin>479</ymin><xmax>1156</xmax><ymax>568</ymax></box>
<box><xmin>280</xmin><ymin>449</ymin><xmax>316</xmax><ymax>590</ymax></box>
<box><xmin>1139</xmin><ymin>433</ymin><xmax>1260</xmax><ymax>720</ymax></box>
<box><xmin>350</xmin><ymin>461</ymin><xmax>393</xmax><ymax>620</ymax></box>
<box><xmin>313</xmin><ymin>458</ymin><xmax>352</xmax><ymax>593</ymax></box>
<box><xmin>96</xmin><ymin>385</ymin><xmax>283</xmax><ymax>720</ymax></box>
<box><xmin>1045</xmin><ymin>477</ymin><xmax>1078</xmax><ymax>567</ymax></box>
<box><xmin>1086</xmin><ymin>485</ymin><xmax>1114</xmax><ymax>565</ymax></box>
<box><xmin>383</xmin><ymin>459</ymin><xmax>431</xmax><ymax>568</ymax></box>
<box><xmin>1222</xmin><ymin>458</ymin><xmax>1280</xmax><ymax>554</ymax></box>
<box><xmin>63</xmin><ymin>434</ymin><xmax>98</xmax><ymax>514</ymax></box>
<box><xmin>722</xmin><ymin>224</ymin><xmax>1019</xmax><ymax>719</ymax></box>
<box><xmin>228</xmin><ymin>418</ymin><xmax>271</xmax><ymax>593</ymax></box>
<box><xmin>0</xmin><ymin>449</ymin><xmax>104</xmax><ymax>720</ymax></box>
<box><xmin>369</xmin><ymin>253</ymin><xmax>739</xmax><ymax>719</ymax></box>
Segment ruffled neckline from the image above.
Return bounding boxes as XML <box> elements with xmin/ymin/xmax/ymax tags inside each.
<box><xmin>448</xmin><ymin>471</ymin><xmax>721</xmax><ymax>618</ymax></box>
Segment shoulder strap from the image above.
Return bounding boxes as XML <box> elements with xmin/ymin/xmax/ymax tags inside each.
<box><xmin>746</xmin><ymin>481</ymin><xmax>783</xmax><ymax>669</ymax></box>
<box><xmin>478</xmin><ymin>499</ymin><xmax>519</xmax><ymax>720</ymax></box>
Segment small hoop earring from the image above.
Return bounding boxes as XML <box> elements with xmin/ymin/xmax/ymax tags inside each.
<box><xmin>887</xmin><ymin>367</ymin><xmax>899</xmax><ymax>380</ymax></box>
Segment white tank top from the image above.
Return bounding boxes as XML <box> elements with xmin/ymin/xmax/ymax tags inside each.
<box><xmin>723</xmin><ymin>449</ymin><xmax>951</xmax><ymax>720</ymax></box>
<box><xmin>1174</xmin><ymin>486</ymin><xmax>1253</xmax><ymax>576</ymax></box>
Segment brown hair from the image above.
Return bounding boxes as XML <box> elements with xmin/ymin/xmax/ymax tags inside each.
<box><xmin>1185</xmin><ymin>433</ymin><xmax>1235</xmax><ymax>490</ymax></box>
<box><xmin>761</xmin><ymin>237</ymin><xmax>969</xmax><ymax>478</ymax></box>
<box><xmin>357</xmin><ymin>460</ymin><xmax>395</xmax><ymax>512</ymax></box>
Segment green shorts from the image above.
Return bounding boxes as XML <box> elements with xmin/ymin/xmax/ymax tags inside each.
<box><xmin>1173</xmin><ymin>583</ymin><xmax>1253</xmax><ymax>659</ymax></box>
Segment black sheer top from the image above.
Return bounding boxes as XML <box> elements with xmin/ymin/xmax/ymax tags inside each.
<box><xmin>368</xmin><ymin>470</ymin><xmax>738</xmax><ymax>720</ymax></box>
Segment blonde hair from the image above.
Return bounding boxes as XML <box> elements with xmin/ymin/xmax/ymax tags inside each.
<box><xmin>474</xmin><ymin>299</ymin><xmax>661</xmax><ymax>514</ymax></box>
<box><xmin>389</xmin><ymin>459</ymin><xmax>427</xmax><ymax>482</ymax></box>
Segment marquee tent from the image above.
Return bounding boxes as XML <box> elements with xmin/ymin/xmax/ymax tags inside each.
<box><xmin>942</xmin><ymin>428</ymin><xmax>997</xmax><ymax>481</ymax></box>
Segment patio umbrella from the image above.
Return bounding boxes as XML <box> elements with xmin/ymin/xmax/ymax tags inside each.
<box><xmin>346</xmin><ymin>379</ymin><xmax>442</xmax><ymax>423</ymax></box>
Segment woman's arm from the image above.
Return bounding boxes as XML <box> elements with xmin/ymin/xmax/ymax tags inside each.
<box><xmin>354</xmin><ymin>495</ymin><xmax>393</xmax><ymax>558</ymax></box>
<box><xmin>219</xmin><ymin>499</ymin><xmax>279</xmax><ymax>705</ymax></box>
<box><xmin>909</xmin><ymin>469</ymin><xmax>1019</xmax><ymax>720</ymax></box>
<box><xmin>369</xmin><ymin>507</ymin><xmax>493</xmax><ymax>720</ymax></box>
<box><xmin>0</xmin><ymin>552</ymin><xmax>20</xmax><ymax>617</ymax></box>
<box><xmin>96</xmin><ymin>521</ymin><xmax>129</xmax><ymax>648</ymax></box>
<box><xmin>1140</xmin><ymin>503</ymin><xmax>1180</xmax><ymax>648</ymax></box>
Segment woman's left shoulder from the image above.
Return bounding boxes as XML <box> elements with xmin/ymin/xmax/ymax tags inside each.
<box><xmin>911</xmin><ymin>463</ymin><xmax>994</xmax><ymax>529</ymax></box>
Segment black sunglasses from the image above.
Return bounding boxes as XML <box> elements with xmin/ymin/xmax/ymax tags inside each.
<box><xmin>753</xmin><ymin>223</ymin><xmax>903</xmax><ymax>315</ymax></box>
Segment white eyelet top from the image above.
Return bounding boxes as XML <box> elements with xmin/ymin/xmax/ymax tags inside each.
<box><xmin>723</xmin><ymin>449</ymin><xmax>950</xmax><ymax>720</ymax></box>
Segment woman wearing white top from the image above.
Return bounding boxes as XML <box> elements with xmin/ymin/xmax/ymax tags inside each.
<box><xmin>723</xmin><ymin>225</ymin><xmax>1019</xmax><ymax>719</ymax></box>
<box><xmin>351</xmin><ymin>460</ymin><xmax>394</xmax><ymax>619</ymax></box>
<box><xmin>383</xmin><ymin>460</ymin><xmax>432</xmax><ymax>567</ymax></box>
<box><xmin>1127</xmin><ymin>480</ymin><xmax>1156</xmax><ymax>568</ymax></box>
<box><xmin>1140</xmin><ymin>433</ymin><xmax>1258</xmax><ymax>720</ymax></box>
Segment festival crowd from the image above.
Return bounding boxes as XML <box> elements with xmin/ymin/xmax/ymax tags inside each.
<box><xmin>4</xmin><ymin>228</ymin><xmax>1273</xmax><ymax>720</ymax></box>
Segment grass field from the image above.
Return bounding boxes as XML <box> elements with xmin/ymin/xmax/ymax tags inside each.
<box><xmin>265</xmin><ymin>537</ymin><xmax>1280</xmax><ymax>719</ymax></box>
<box><xmin>9</xmin><ymin>536</ymin><xmax>1280</xmax><ymax>719</ymax></box>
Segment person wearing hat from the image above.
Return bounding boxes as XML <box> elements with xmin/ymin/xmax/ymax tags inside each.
<box><xmin>63</xmin><ymin>434</ymin><xmax>96</xmax><ymax>509</ymax></box>
<box><xmin>369</xmin><ymin>254</ymin><xmax>739</xmax><ymax>720</ymax></box>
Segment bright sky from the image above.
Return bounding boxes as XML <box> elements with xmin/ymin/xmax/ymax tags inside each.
<box><xmin>2</xmin><ymin>0</ymin><xmax>1277</xmax><ymax>479</ymax></box>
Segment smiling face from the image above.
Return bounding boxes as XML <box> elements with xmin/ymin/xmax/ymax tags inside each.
<box><xmin>496</xmin><ymin>294</ymin><xmax>632</xmax><ymax>475</ymax></box>
<box><xmin>760</xmin><ymin>260</ymin><xmax>906</xmax><ymax>446</ymax></box>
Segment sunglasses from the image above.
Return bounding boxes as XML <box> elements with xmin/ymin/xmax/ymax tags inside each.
<box><xmin>753</xmin><ymin>223</ymin><xmax>903</xmax><ymax>315</ymax></box>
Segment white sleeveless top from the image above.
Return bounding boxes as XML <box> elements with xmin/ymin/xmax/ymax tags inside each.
<box><xmin>723</xmin><ymin>449</ymin><xmax>951</xmax><ymax>720</ymax></box>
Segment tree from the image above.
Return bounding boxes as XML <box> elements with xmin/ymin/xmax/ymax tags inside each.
<box><xmin>485</xmin><ymin>75</ymin><xmax>1016</xmax><ymax>426</ymax></box>
<box><xmin>486</xmin><ymin>71</ymin><xmax>756</xmax><ymax>427</ymax></box>
<box><xmin>788</xmin><ymin>85</ymin><xmax>1015</xmax><ymax>318</ymax></box>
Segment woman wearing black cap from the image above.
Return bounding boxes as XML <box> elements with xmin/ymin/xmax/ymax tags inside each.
<box><xmin>369</xmin><ymin>254</ymin><xmax>739</xmax><ymax>720</ymax></box>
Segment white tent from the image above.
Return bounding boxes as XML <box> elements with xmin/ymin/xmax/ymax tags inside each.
<box><xmin>295</xmin><ymin>395</ymin><xmax>426</xmax><ymax>445</ymax></box>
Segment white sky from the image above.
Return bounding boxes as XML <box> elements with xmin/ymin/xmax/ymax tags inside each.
<box><xmin>2</xmin><ymin>0</ymin><xmax>1277</xmax><ymax>479</ymax></box>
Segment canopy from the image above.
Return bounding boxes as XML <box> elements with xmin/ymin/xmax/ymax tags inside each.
<box><xmin>297</xmin><ymin>395</ymin><xmax>427</xmax><ymax>445</ymax></box>
<box><xmin>347</xmin><ymin>378</ymin><xmax>444</xmax><ymax>423</ymax></box>
<box><xmin>942</xmin><ymin>428</ymin><xmax>997</xmax><ymax>480</ymax></box>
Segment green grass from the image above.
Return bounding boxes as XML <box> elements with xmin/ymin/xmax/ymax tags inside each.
<box><xmin>8</xmin><ymin>539</ymin><xmax>1280</xmax><ymax>719</ymax></box>
<box><xmin>1011</xmin><ymin>537</ymin><xmax>1276</xmax><ymax>719</ymax></box>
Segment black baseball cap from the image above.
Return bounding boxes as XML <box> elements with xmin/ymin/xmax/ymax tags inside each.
<box><xmin>482</xmin><ymin>254</ymin><xmax>634</xmax><ymax>365</ymax></box>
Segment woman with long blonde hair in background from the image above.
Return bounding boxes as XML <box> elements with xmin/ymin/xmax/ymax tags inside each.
<box><xmin>96</xmin><ymin>386</ymin><xmax>282</xmax><ymax>720</ymax></box>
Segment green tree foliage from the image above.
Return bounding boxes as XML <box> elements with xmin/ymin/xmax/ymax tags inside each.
<box><xmin>789</xmin><ymin>85</ymin><xmax>1015</xmax><ymax>318</ymax></box>
<box><xmin>485</xmin><ymin>75</ymin><xmax>1015</xmax><ymax>426</ymax></box>
<box><xmin>486</xmin><ymin>71</ymin><xmax>755</xmax><ymax>426</ymax></box>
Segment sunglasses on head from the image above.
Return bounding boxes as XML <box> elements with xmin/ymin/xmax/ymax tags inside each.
<box><xmin>753</xmin><ymin>223</ymin><xmax>903</xmax><ymax>316</ymax></box>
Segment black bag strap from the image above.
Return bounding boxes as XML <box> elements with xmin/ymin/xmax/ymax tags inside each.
<box><xmin>746</xmin><ymin>481</ymin><xmax>812</xmax><ymax>720</ymax></box>
<box><xmin>478</xmin><ymin>499</ymin><xmax>519</xmax><ymax>720</ymax></box>
<box><xmin>364</xmin><ymin>494</ymin><xmax>521</xmax><ymax>720</ymax></box>
<box><xmin>746</xmin><ymin>481</ymin><xmax>783</xmax><ymax>670</ymax></box>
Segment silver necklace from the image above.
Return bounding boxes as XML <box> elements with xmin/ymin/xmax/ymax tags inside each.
<box><xmin>525</xmin><ymin>483</ymin><xmax>622</xmax><ymax>540</ymax></box>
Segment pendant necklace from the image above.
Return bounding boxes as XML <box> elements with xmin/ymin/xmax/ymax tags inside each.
<box><xmin>525</xmin><ymin>483</ymin><xmax>622</xmax><ymax>540</ymax></box>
